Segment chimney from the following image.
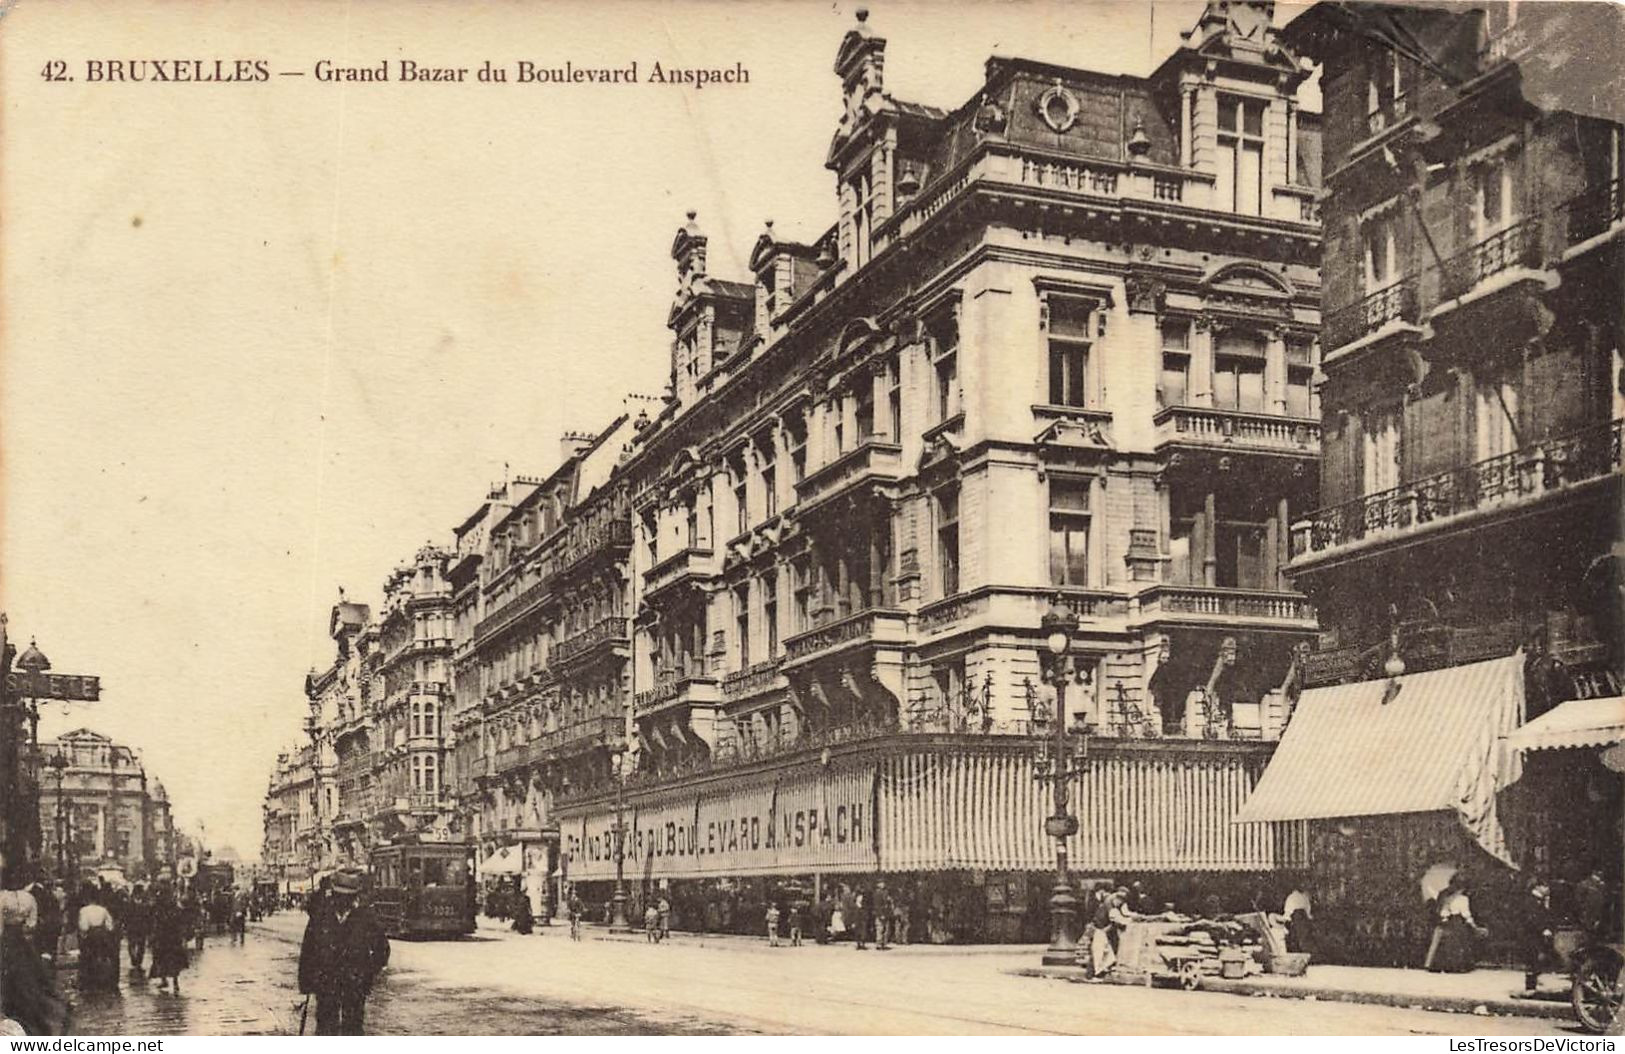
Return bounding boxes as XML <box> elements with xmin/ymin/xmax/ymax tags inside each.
<box><xmin>560</xmin><ymin>430</ymin><xmax>597</xmax><ymax>463</ymax></box>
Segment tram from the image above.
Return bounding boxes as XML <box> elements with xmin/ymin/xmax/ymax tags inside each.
<box><xmin>367</xmin><ymin>842</ymin><xmax>476</xmax><ymax>939</ymax></box>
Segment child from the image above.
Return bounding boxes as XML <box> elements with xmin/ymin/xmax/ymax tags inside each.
<box><xmin>765</xmin><ymin>903</ymin><xmax>781</xmax><ymax>947</ymax></box>
<box><xmin>787</xmin><ymin>902</ymin><xmax>803</xmax><ymax>947</ymax></box>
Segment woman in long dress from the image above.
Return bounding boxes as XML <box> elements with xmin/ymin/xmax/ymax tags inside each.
<box><xmin>75</xmin><ymin>888</ymin><xmax>119</xmax><ymax>992</ymax></box>
<box><xmin>1428</xmin><ymin>879</ymin><xmax>1486</xmax><ymax>973</ymax></box>
<box><xmin>147</xmin><ymin>881</ymin><xmax>189</xmax><ymax>994</ymax></box>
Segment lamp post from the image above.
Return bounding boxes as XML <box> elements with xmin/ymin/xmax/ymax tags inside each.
<box><xmin>46</xmin><ymin>751</ymin><xmax>69</xmax><ymax>879</ymax></box>
<box><xmin>1032</xmin><ymin>595</ymin><xmax>1093</xmax><ymax>966</ymax></box>
<box><xmin>607</xmin><ymin>740</ymin><xmax>631</xmax><ymax>933</ymax></box>
<box><xmin>16</xmin><ymin>640</ymin><xmax>51</xmax><ymax>872</ymax></box>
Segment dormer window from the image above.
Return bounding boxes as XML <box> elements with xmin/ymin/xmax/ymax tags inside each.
<box><xmin>1216</xmin><ymin>95</ymin><xmax>1267</xmax><ymax>216</ymax></box>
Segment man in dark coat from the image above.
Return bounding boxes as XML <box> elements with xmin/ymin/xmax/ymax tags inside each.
<box><xmin>297</xmin><ymin>870</ymin><xmax>390</xmax><ymax>1036</ymax></box>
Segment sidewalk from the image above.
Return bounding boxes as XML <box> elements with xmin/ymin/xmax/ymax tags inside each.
<box><xmin>474</xmin><ymin>915</ymin><xmax>1030</xmax><ymax>956</ymax></box>
<box><xmin>1013</xmin><ymin>961</ymin><xmax>1574</xmax><ymax>1021</ymax></box>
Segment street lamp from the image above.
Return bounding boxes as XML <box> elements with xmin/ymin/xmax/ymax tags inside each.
<box><xmin>607</xmin><ymin>739</ymin><xmax>631</xmax><ymax>933</ymax></box>
<box><xmin>1032</xmin><ymin>595</ymin><xmax>1093</xmax><ymax>967</ymax></box>
<box><xmin>45</xmin><ymin>751</ymin><xmax>69</xmax><ymax>879</ymax></box>
<box><xmin>16</xmin><ymin>640</ymin><xmax>51</xmax><ymax>871</ymax></box>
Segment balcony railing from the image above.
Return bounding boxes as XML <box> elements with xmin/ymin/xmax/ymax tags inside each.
<box><xmin>1553</xmin><ymin>178</ymin><xmax>1624</xmax><ymax>249</ymax></box>
<box><xmin>1138</xmin><ymin>585</ymin><xmax>1316</xmax><ymax>624</ymax></box>
<box><xmin>794</xmin><ymin>440</ymin><xmax>904</xmax><ymax>510</ymax></box>
<box><xmin>722</xmin><ymin>660</ymin><xmax>784</xmax><ymax>701</ymax></box>
<box><xmin>555</xmin><ymin>518</ymin><xmax>633</xmax><ymax>578</ymax></box>
<box><xmin>1292</xmin><ymin>418</ymin><xmax>1622</xmax><ymax>561</ymax></box>
<box><xmin>1438</xmin><ymin>217</ymin><xmax>1543</xmax><ymax>301</ymax></box>
<box><xmin>783</xmin><ymin>608</ymin><xmax>909</xmax><ymax>666</ymax></box>
<box><xmin>1323</xmin><ymin>276</ymin><xmax>1419</xmax><ymax>351</ymax></box>
<box><xmin>1154</xmin><ymin>406</ymin><xmax>1320</xmax><ymax>456</ymax></box>
<box><xmin>554</xmin><ymin>616</ymin><xmax>630</xmax><ymax>664</ymax></box>
<box><xmin>633</xmin><ymin>674</ymin><xmax>720</xmax><ymax>714</ymax></box>
<box><xmin>642</xmin><ymin>547</ymin><xmax>717</xmax><ymax>598</ymax></box>
<box><xmin>474</xmin><ymin>577</ymin><xmax>553</xmax><ymax>643</ymax></box>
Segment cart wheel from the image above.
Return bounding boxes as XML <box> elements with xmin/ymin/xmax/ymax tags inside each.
<box><xmin>1572</xmin><ymin>949</ymin><xmax>1624</xmax><ymax>1035</ymax></box>
<box><xmin>1180</xmin><ymin>960</ymin><xmax>1203</xmax><ymax>991</ymax></box>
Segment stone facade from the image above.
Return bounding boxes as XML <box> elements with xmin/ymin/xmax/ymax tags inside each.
<box><xmin>32</xmin><ymin>729</ymin><xmax>175</xmax><ymax>881</ymax></box>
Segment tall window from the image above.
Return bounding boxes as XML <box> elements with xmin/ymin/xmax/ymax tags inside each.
<box><xmin>928</xmin><ymin>309</ymin><xmax>960</xmax><ymax>422</ymax></box>
<box><xmin>849</xmin><ymin>169</ymin><xmax>875</xmax><ymax>268</ymax></box>
<box><xmin>936</xmin><ymin>486</ymin><xmax>961</xmax><ymax>597</ymax></box>
<box><xmin>1214</xmin><ymin>331</ymin><xmax>1266</xmax><ymax>413</ymax></box>
<box><xmin>1473</xmin><ymin>153</ymin><xmax>1519</xmax><ymax>238</ymax></box>
<box><xmin>731</xmin><ymin>453</ymin><xmax>749</xmax><ymax>536</ymax></box>
<box><xmin>1476</xmin><ymin>368</ymin><xmax>1521</xmax><ymax>461</ymax></box>
<box><xmin>787</xmin><ymin>416</ymin><xmax>807</xmax><ymax>484</ymax></box>
<box><xmin>735</xmin><ymin>586</ymin><xmax>751</xmax><ymax>670</ymax></box>
<box><xmin>1216</xmin><ymin>95</ymin><xmax>1267</xmax><ymax>215</ymax></box>
<box><xmin>1362</xmin><ymin>406</ymin><xmax>1402</xmax><ymax>494</ymax></box>
<box><xmin>1216</xmin><ymin>521</ymin><xmax>1269</xmax><ymax>590</ymax></box>
<box><xmin>685</xmin><ymin>500</ymin><xmax>701</xmax><ymax>550</ymax></box>
<box><xmin>1047</xmin><ymin>298</ymin><xmax>1094</xmax><ymax>407</ymax></box>
<box><xmin>762</xmin><ymin>574</ymin><xmax>779</xmax><ymax>657</ymax></box>
<box><xmin>855</xmin><ymin>379</ymin><xmax>876</xmax><ymax>442</ymax></box>
<box><xmin>792</xmin><ymin>558</ymin><xmax>813</xmax><ymax>632</ymax></box>
<box><xmin>1286</xmin><ymin>337</ymin><xmax>1314</xmax><ymax>418</ymax></box>
<box><xmin>886</xmin><ymin>361</ymin><xmax>902</xmax><ymax>441</ymax></box>
<box><xmin>758</xmin><ymin>435</ymin><xmax>777</xmax><ymax>519</ymax></box>
<box><xmin>1168</xmin><ymin>518</ymin><xmax>1195</xmax><ymax>584</ymax></box>
<box><xmin>1363</xmin><ymin>207</ymin><xmax>1399</xmax><ymax>290</ymax></box>
<box><xmin>1367</xmin><ymin>48</ymin><xmax>1407</xmax><ymax>131</ymax></box>
<box><xmin>1048</xmin><ymin>478</ymin><xmax>1091</xmax><ymax>586</ymax></box>
<box><xmin>1160</xmin><ymin>318</ymin><xmax>1191</xmax><ymax>408</ymax></box>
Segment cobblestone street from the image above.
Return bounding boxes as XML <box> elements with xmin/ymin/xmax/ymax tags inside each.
<box><xmin>55</xmin><ymin>914</ymin><xmax>1586</xmax><ymax>1036</ymax></box>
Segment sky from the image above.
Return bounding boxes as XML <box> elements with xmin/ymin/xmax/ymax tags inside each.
<box><xmin>1</xmin><ymin>0</ymin><xmax>1311</xmax><ymax>860</ymax></box>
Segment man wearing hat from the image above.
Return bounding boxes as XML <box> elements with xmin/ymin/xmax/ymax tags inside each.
<box><xmin>297</xmin><ymin>869</ymin><xmax>390</xmax><ymax>1035</ymax></box>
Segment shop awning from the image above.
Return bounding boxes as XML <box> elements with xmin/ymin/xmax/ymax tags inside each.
<box><xmin>482</xmin><ymin>845</ymin><xmax>523</xmax><ymax>876</ymax></box>
<box><xmin>1506</xmin><ymin>697</ymin><xmax>1625</xmax><ymax>752</ymax></box>
<box><xmin>1235</xmin><ymin>652</ymin><xmax>1525</xmax><ymax>862</ymax></box>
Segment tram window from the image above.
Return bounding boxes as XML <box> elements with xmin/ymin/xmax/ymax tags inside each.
<box><xmin>421</xmin><ymin>859</ymin><xmax>447</xmax><ymax>886</ymax></box>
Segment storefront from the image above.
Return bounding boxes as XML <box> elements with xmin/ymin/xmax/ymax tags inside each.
<box><xmin>1235</xmin><ymin>652</ymin><xmax>1531</xmax><ymax>965</ymax></box>
<box><xmin>558</xmin><ymin>733</ymin><xmax>1302</xmax><ymax>941</ymax></box>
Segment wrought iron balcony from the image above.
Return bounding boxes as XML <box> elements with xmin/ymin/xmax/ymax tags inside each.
<box><xmin>1553</xmin><ymin>178</ymin><xmax>1624</xmax><ymax>250</ymax></box>
<box><xmin>1438</xmin><ymin>217</ymin><xmax>1543</xmax><ymax>302</ymax></box>
<box><xmin>642</xmin><ymin>547</ymin><xmax>717</xmax><ymax>601</ymax></box>
<box><xmin>1322</xmin><ymin>277</ymin><xmax>1419</xmax><ymax>352</ymax></box>
<box><xmin>794</xmin><ymin>440</ymin><xmax>904</xmax><ymax>512</ymax></box>
<box><xmin>1154</xmin><ymin>406</ymin><xmax>1320</xmax><ymax>457</ymax></box>
<box><xmin>633</xmin><ymin>673</ymin><xmax>720</xmax><ymax>715</ymax></box>
<box><xmin>554</xmin><ymin>616</ymin><xmax>630</xmax><ymax>665</ymax></box>
<box><xmin>782</xmin><ymin>608</ymin><xmax>909</xmax><ymax>668</ymax></box>
<box><xmin>722</xmin><ymin>660</ymin><xmax>784</xmax><ymax>701</ymax></box>
<box><xmin>1292</xmin><ymin>418</ymin><xmax>1622</xmax><ymax>562</ymax></box>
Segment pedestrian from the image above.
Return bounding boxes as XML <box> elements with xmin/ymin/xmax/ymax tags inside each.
<box><xmin>76</xmin><ymin>886</ymin><xmax>119</xmax><ymax>992</ymax></box>
<box><xmin>874</xmin><ymin>882</ymin><xmax>893</xmax><ymax>950</ymax></box>
<box><xmin>1520</xmin><ymin>877</ymin><xmax>1554</xmax><ymax>993</ymax></box>
<box><xmin>124</xmin><ymin>884</ymin><xmax>151</xmax><ymax>975</ymax></box>
<box><xmin>29</xmin><ymin>883</ymin><xmax>60</xmax><ymax>966</ymax></box>
<box><xmin>512</xmin><ymin>887</ymin><xmax>534</xmax><ymax>935</ymax></box>
<box><xmin>297</xmin><ymin>869</ymin><xmax>390</xmax><ymax>1036</ymax></box>
<box><xmin>643</xmin><ymin>903</ymin><xmax>660</xmax><ymax>943</ymax></box>
<box><xmin>2</xmin><ymin>855</ymin><xmax>67</xmax><ymax>1037</ymax></box>
<box><xmin>148</xmin><ymin>877</ymin><xmax>190</xmax><ymax>994</ymax></box>
<box><xmin>1427</xmin><ymin>877</ymin><xmax>1486</xmax><ymax>974</ymax></box>
<box><xmin>229</xmin><ymin>891</ymin><xmax>248</xmax><ymax>945</ymax></box>
<box><xmin>787</xmin><ymin>901</ymin><xmax>804</xmax><ymax>947</ymax></box>
<box><xmin>657</xmin><ymin>894</ymin><xmax>671</xmax><ymax>942</ymax></box>
<box><xmin>1283</xmin><ymin>886</ymin><xmax>1313</xmax><ymax>956</ymax></box>
<box><xmin>853</xmin><ymin>889</ymin><xmax>870</xmax><ymax>950</ymax></box>
<box><xmin>765</xmin><ymin>902</ymin><xmax>781</xmax><ymax>947</ymax></box>
<box><xmin>893</xmin><ymin>897</ymin><xmax>910</xmax><ymax>947</ymax></box>
<box><xmin>568</xmin><ymin>891</ymin><xmax>583</xmax><ymax>942</ymax></box>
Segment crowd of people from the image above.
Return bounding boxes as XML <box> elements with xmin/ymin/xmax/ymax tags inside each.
<box><xmin>0</xmin><ymin>847</ymin><xmax>287</xmax><ymax>1035</ymax></box>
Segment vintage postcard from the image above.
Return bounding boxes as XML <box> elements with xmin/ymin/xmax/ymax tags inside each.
<box><xmin>1</xmin><ymin>0</ymin><xmax>1621</xmax><ymax>1039</ymax></box>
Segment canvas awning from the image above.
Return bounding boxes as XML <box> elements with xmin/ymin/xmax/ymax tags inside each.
<box><xmin>1235</xmin><ymin>652</ymin><xmax>1526</xmax><ymax>863</ymax></box>
<box><xmin>1506</xmin><ymin>697</ymin><xmax>1625</xmax><ymax>752</ymax></box>
<box><xmin>482</xmin><ymin>845</ymin><xmax>523</xmax><ymax>876</ymax></box>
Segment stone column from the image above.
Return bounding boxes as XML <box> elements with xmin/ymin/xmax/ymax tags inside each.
<box><xmin>1202</xmin><ymin>490</ymin><xmax>1218</xmax><ymax>587</ymax></box>
<box><xmin>1265</xmin><ymin>326</ymin><xmax>1288</xmax><ymax>415</ymax></box>
<box><xmin>1190</xmin><ymin>314</ymin><xmax>1216</xmax><ymax>407</ymax></box>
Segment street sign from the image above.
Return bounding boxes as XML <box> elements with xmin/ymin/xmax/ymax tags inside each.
<box><xmin>4</xmin><ymin>671</ymin><xmax>101</xmax><ymax>701</ymax></box>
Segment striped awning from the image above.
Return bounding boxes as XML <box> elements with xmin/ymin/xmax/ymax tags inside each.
<box><xmin>879</xmin><ymin>748</ymin><xmax>1300</xmax><ymax>873</ymax></box>
<box><xmin>1506</xmin><ymin>697</ymin><xmax>1625</xmax><ymax>752</ymax></box>
<box><xmin>1235</xmin><ymin>652</ymin><xmax>1525</xmax><ymax>825</ymax></box>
